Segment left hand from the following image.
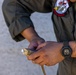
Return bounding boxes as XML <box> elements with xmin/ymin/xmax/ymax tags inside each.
<box><xmin>27</xmin><ymin>41</ymin><xmax>64</xmax><ymax>66</ymax></box>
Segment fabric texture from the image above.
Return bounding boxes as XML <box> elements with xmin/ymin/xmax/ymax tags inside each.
<box><xmin>2</xmin><ymin>0</ymin><xmax>52</xmax><ymax>41</ymax></box>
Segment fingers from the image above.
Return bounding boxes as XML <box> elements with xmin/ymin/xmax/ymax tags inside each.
<box><xmin>37</xmin><ymin>43</ymin><xmax>46</xmax><ymax>50</ymax></box>
<box><xmin>33</xmin><ymin>58</ymin><xmax>48</xmax><ymax>66</ymax></box>
<box><xmin>32</xmin><ymin>57</ymin><xmax>44</xmax><ymax>64</ymax></box>
<box><xmin>39</xmin><ymin>61</ymin><xmax>47</xmax><ymax>66</ymax></box>
<box><xmin>27</xmin><ymin>50</ymin><xmax>42</xmax><ymax>60</ymax></box>
<box><xmin>28</xmin><ymin>43</ymin><xmax>46</xmax><ymax>61</ymax></box>
<box><xmin>28</xmin><ymin>42</ymin><xmax>38</xmax><ymax>49</ymax></box>
<box><xmin>32</xmin><ymin>59</ymin><xmax>46</xmax><ymax>66</ymax></box>
<box><xmin>45</xmin><ymin>64</ymin><xmax>50</xmax><ymax>66</ymax></box>
<box><xmin>31</xmin><ymin>56</ymin><xmax>48</xmax><ymax>66</ymax></box>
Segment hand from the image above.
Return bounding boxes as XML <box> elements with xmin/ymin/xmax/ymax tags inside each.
<box><xmin>28</xmin><ymin>37</ymin><xmax>45</xmax><ymax>50</ymax></box>
<box><xmin>21</xmin><ymin>27</ymin><xmax>45</xmax><ymax>50</ymax></box>
<box><xmin>70</xmin><ymin>0</ymin><xmax>76</xmax><ymax>2</ymax></box>
<box><xmin>27</xmin><ymin>41</ymin><xmax>64</xmax><ymax>66</ymax></box>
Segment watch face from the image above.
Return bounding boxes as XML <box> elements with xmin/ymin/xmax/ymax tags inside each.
<box><xmin>62</xmin><ymin>46</ymin><xmax>72</xmax><ymax>57</ymax></box>
<box><xmin>64</xmin><ymin>49</ymin><xmax>70</xmax><ymax>55</ymax></box>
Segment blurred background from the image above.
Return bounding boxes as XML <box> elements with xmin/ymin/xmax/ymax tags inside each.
<box><xmin>0</xmin><ymin>0</ymin><xmax>58</xmax><ymax>75</ymax></box>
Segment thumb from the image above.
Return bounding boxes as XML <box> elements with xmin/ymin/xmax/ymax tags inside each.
<box><xmin>37</xmin><ymin>43</ymin><xmax>46</xmax><ymax>50</ymax></box>
<box><xmin>28</xmin><ymin>42</ymin><xmax>38</xmax><ymax>50</ymax></box>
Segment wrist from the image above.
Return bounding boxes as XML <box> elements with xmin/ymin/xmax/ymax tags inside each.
<box><xmin>54</xmin><ymin>42</ymin><xmax>64</xmax><ymax>61</ymax></box>
<box><xmin>69</xmin><ymin>41</ymin><xmax>76</xmax><ymax>57</ymax></box>
<box><xmin>29</xmin><ymin>34</ymin><xmax>40</xmax><ymax>42</ymax></box>
<box><xmin>30</xmin><ymin>36</ymin><xmax>43</xmax><ymax>42</ymax></box>
<box><xmin>21</xmin><ymin>27</ymin><xmax>40</xmax><ymax>42</ymax></box>
<box><xmin>59</xmin><ymin>43</ymin><xmax>65</xmax><ymax>59</ymax></box>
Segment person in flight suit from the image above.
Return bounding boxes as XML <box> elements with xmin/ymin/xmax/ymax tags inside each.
<box><xmin>2</xmin><ymin>0</ymin><xmax>76</xmax><ymax>75</ymax></box>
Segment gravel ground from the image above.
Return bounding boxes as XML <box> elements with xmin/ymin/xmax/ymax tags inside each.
<box><xmin>0</xmin><ymin>0</ymin><xmax>58</xmax><ymax>75</ymax></box>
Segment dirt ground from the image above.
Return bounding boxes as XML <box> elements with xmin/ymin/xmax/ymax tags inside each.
<box><xmin>0</xmin><ymin>0</ymin><xmax>58</xmax><ymax>75</ymax></box>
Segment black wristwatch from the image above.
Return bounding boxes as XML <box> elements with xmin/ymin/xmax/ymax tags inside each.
<box><xmin>61</xmin><ymin>42</ymin><xmax>72</xmax><ymax>58</ymax></box>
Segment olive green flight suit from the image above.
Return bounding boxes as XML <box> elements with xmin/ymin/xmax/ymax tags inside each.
<box><xmin>2</xmin><ymin>0</ymin><xmax>76</xmax><ymax>75</ymax></box>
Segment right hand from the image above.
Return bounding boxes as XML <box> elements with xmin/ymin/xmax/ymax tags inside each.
<box><xmin>21</xmin><ymin>27</ymin><xmax>45</xmax><ymax>50</ymax></box>
<box><xmin>28</xmin><ymin>37</ymin><xmax>45</xmax><ymax>50</ymax></box>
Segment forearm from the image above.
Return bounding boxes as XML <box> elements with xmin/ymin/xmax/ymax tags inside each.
<box><xmin>21</xmin><ymin>27</ymin><xmax>40</xmax><ymax>42</ymax></box>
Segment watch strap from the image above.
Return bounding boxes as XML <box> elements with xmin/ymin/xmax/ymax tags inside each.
<box><xmin>63</xmin><ymin>41</ymin><xmax>69</xmax><ymax>47</ymax></box>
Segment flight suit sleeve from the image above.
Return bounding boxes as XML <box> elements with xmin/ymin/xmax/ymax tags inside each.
<box><xmin>2</xmin><ymin>0</ymin><xmax>52</xmax><ymax>42</ymax></box>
